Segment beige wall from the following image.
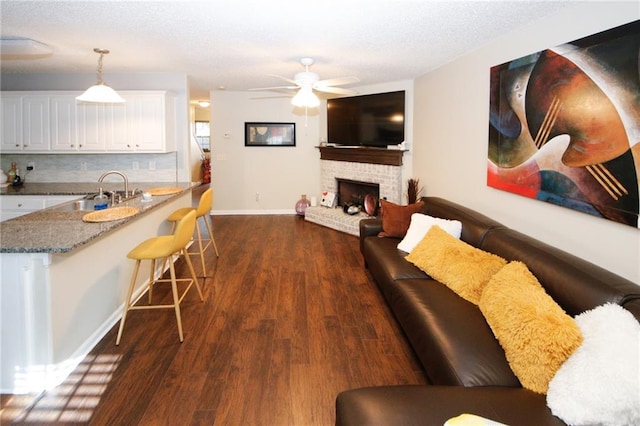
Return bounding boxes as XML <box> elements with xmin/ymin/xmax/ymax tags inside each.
<box><xmin>210</xmin><ymin>80</ymin><xmax>414</xmax><ymax>213</ymax></box>
<box><xmin>413</xmin><ymin>1</ymin><xmax>640</xmax><ymax>284</ymax></box>
<box><xmin>210</xmin><ymin>91</ymin><xmax>321</xmax><ymax>213</ymax></box>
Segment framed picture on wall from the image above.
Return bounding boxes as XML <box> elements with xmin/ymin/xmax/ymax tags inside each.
<box><xmin>487</xmin><ymin>20</ymin><xmax>640</xmax><ymax>228</ymax></box>
<box><xmin>245</xmin><ymin>122</ymin><xmax>296</xmax><ymax>147</ymax></box>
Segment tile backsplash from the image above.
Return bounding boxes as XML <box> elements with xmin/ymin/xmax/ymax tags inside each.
<box><xmin>0</xmin><ymin>153</ymin><xmax>178</xmax><ymax>183</ymax></box>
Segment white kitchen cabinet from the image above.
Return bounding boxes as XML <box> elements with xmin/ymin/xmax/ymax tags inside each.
<box><xmin>0</xmin><ymin>91</ymin><xmax>176</xmax><ymax>154</ymax></box>
<box><xmin>1</xmin><ymin>94</ymin><xmax>50</xmax><ymax>152</ymax></box>
<box><xmin>50</xmin><ymin>96</ymin><xmax>79</xmax><ymax>151</ymax></box>
<box><xmin>0</xmin><ymin>195</ymin><xmax>79</xmax><ymax>222</ymax></box>
<box><xmin>76</xmin><ymin>101</ymin><xmax>127</xmax><ymax>152</ymax></box>
<box><xmin>22</xmin><ymin>95</ymin><xmax>51</xmax><ymax>151</ymax></box>
<box><xmin>107</xmin><ymin>92</ymin><xmax>175</xmax><ymax>152</ymax></box>
<box><xmin>0</xmin><ymin>95</ymin><xmax>22</xmax><ymax>151</ymax></box>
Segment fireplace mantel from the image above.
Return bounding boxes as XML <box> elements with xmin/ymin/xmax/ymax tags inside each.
<box><xmin>317</xmin><ymin>146</ymin><xmax>407</xmax><ymax>166</ymax></box>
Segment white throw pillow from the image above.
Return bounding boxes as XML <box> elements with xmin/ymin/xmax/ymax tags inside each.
<box><xmin>546</xmin><ymin>303</ymin><xmax>640</xmax><ymax>426</ymax></box>
<box><xmin>397</xmin><ymin>213</ymin><xmax>462</xmax><ymax>253</ymax></box>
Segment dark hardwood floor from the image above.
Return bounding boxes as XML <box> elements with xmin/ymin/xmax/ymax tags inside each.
<box><xmin>2</xmin><ymin>215</ymin><xmax>426</xmax><ymax>425</ymax></box>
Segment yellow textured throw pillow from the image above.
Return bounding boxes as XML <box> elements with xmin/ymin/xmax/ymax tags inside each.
<box><xmin>479</xmin><ymin>261</ymin><xmax>583</xmax><ymax>394</ymax></box>
<box><xmin>405</xmin><ymin>225</ymin><xmax>507</xmax><ymax>304</ymax></box>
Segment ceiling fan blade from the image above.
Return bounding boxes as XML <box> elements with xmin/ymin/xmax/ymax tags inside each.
<box><xmin>315</xmin><ymin>76</ymin><xmax>360</xmax><ymax>87</ymax></box>
<box><xmin>248</xmin><ymin>85</ymin><xmax>298</xmax><ymax>91</ymax></box>
<box><xmin>314</xmin><ymin>86</ymin><xmax>358</xmax><ymax>95</ymax></box>
<box><xmin>268</xmin><ymin>74</ymin><xmax>299</xmax><ymax>85</ymax></box>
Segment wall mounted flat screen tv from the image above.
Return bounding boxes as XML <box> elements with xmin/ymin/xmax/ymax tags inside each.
<box><xmin>327</xmin><ymin>90</ymin><xmax>405</xmax><ymax>147</ymax></box>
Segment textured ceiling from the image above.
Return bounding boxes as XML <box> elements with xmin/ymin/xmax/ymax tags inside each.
<box><xmin>1</xmin><ymin>1</ymin><xmax>574</xmax><ymax>100</ymax></box>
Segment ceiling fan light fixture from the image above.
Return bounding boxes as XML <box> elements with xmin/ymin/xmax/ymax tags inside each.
<box><xmin>291</xmin><ymin>86</ymin><xmax>319</xmax><ymax>108</ymax></box>
<box><xmin>76</xmin><ymin>48</ymin><xmax>125</xmax><ymax>103</ymax></box>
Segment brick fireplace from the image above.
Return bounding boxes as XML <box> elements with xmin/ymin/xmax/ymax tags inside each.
<box><xmin>305</xmin><ymin>147</ymin><xmax>406</xmax><ymax>235</ymax></box>
<box><xmin>336</xmin><ymin>178</ymin><xmax>380</xmax><ymax>213</ymax></box>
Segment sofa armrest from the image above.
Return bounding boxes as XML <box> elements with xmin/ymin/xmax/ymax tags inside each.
<box><xmin>336</xmin><ymin>385</ymin><xmax>565</xmax><ymax>426</ymax></box>
<box><xmin>359</xmin><ymin>218</ymin><xmax>382</xmax><ymax>255</ymax></box>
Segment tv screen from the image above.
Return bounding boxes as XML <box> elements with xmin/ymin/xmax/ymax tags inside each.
<box><xmin>327</xmin><ymin>90</ymin><xmax>405</xmax><ymax>147</ymax></box>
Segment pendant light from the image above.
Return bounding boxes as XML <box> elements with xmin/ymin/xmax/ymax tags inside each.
<box><xmin>76</xmin><ymin>48</ymin><xmax>125</xmax><ymax>103</ymax></box>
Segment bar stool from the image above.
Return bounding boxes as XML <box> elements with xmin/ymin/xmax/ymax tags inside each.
<box><xmin>116</xmin><ymin>210</ymin><xmax>204</xmax><ymax>345</ymax></box>
<box><xmin>167</xmin><ymin>187</ymin><xmax>219</xmax><ymax>277</ymax></box>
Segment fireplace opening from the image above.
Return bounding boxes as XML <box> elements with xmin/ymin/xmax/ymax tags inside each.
<box><xmin>336</xmin><ymin>178</ymin><xmax>380</xmax><ymax>215</ymax></box>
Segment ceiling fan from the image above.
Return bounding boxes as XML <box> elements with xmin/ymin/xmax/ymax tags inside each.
<box><xmin>249</xmin><ymin>57</ymin><xmax>359</xmax><ymax>107</ymax></box>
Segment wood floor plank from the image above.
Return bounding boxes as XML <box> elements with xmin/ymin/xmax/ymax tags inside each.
<box><xmin>2</xmin><ymin>215</ymin><xmax>427</xmax><ymax>425</ymax></box>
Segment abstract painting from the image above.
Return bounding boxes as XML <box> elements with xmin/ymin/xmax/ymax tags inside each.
<box><xmin>488</xmin><ymin>20</ymin><xmax>639</xmax><ymax>228</ymax></box>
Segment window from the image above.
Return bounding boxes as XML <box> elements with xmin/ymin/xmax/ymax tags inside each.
<box><xmin>194</xmin><ymin>121</ymin><xmax>210</xmax><ymax>151</ymax></box>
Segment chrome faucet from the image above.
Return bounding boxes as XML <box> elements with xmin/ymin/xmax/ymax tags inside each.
<box><xmin>98</xmin><ymin>170</ymin><xmax>129</xmax><ymax>198</ymax></box>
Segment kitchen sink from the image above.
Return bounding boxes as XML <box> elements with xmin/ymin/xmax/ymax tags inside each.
<box><xmin>51</xmin><ymin>198</ymin><xmax>101</xmax><ymax>212</ymax></box>
<box><xmin>50</xmin><ymin>191</ymin><xmax>142</xmax><ymax>212</ymax></box>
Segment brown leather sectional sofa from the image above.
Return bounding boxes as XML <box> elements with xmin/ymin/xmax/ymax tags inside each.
<box><xmin>336</xmin><ymin>197</ymin><xmax>640</xmax><ymax>426</ymax></box>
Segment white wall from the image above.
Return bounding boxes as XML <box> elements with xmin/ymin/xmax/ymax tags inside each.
<box><xmin>1</xmin><ymin>73</ymin><xmax>192</xmax><ymax>183</ymax></box>
<box><xmin>413</xmin><ymin>1</ymin><xmax>640</xmax><ymax>284</ymax></box>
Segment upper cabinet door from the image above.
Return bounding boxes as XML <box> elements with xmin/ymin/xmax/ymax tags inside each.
<box><xmin>77</xmin><ymin>102</ymin><xmax>126</xmax><ymax>152</ymax></box>
<box><xmin>0</xmin><ymin>95</ymin><xmax>22</xmax><ymax>152</ymax></box>
<box><xmin>50</xmin><ymin>95</ymin><xmax>78</xmax><ymax>152</ymax></box>
<box><xmin>126</xmin><ymin>93</ymin><xmax>165</xmax><ymax>152</ymax></box>
<box><xmin>1</xmin><ymin>94</ymin><xmax>51</xmax><ymax>152</ymax></box>
<box><xmin>22</xmin><ymin>95</ymin><xmax>51</xmax><ymax>151</ymax></box>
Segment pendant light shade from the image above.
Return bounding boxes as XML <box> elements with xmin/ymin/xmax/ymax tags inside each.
<box><xmin>76</xmin><ymin>48</ymin><xmax>125</xmax><ymax>103</ymax></box>
<box><xmin>76</xmin><ymin>83</ymin><xmax>126</xmax><ymax>103</ymax></box>
<box><xmin>291</xmin><ymin>86</ymin><xmax>319</xmax><ymax>108</ymax></box>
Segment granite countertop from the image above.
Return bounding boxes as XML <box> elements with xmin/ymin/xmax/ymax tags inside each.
<box><xmin>0</xmin><ymin>182</ymin><xmax>190</xmax><ymax>196</ymax></box>
<box><xmin>0</xmin><ymin>182</ymin><xmax>193</xmax><ymax>254</ymax></box>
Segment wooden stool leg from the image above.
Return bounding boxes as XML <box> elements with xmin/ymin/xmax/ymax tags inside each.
<box><xmin>184</xmin><ymin>247</ymin><xmax>204</xmax><ymax>301</ymax></box>
<box><xmin>204</xmin><ymin>215</ymin><xmax>219</xmax><ymax>257</ymax></box>
<box><xmin>158</xmin><ymin>221</ymin><xmax>177</xmax><ymax>284</ymax></box>
<box><xmin>116</xmin><ymin>259</ymin><xmax>141</xmax><ymax>345</ymax></box>
<box><xmin>169</xmin><ymin>260</ymin><xmax>184</xmax><ymax>342</ymax></box>
<box><xmin>148</xmin><ymin>258</ymin><xmax>156</xmax><ymax>304</ymax></box>
<box><xmin>195</xmin><ymin>220</ymin><xmax>206</xmax><ymax>276</ymax></box>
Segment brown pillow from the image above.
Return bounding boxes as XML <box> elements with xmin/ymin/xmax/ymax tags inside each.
<box><xmin>378</xmin><ymin>200</ymin><xmax>424</xmax><ymax>238</ymax></box>
<box><xmin>405</xmin><ymin>225</ymin><xmax>507</xmax><ymax>304</ymax></box>
<box><xmin>479</xmin><ymin>261</ymin><xmax>583</xmax><ymax>394</ymax></box>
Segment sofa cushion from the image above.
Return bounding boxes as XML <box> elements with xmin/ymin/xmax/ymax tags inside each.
<box><xmin>405</xmin><ymin>225</ymin><xmax>507</xmax><ymax>305</ymax></box>
<box><xmin>547</xmin><ymin>303</ymin><xmax>640</xmax><ymax>426</ymax></box>
<box><xmin>397</xmin><ymin>213</ymin><xmax>462</xmax><ymax>253</ymax></box>
<box><xmin>378</xmin><ymin>200</ymin><xmax>424</xmax><ymax>238</ymax></box>
<box><xmin>336</xmin><ymin>385</ymin><xmax>565</xmax><ymax>426</ymax></box>
<box><xmin>363</xmin><ymin>237</ymin><xmax>428</xmax><ymax>302</ymax></box>
<box><xmin>479</xmin><ymin>262</ymin><xmax>583</xmax><ymax>394</ymax></box>
<box><xmin>390</xmin><ymin>278</ymin><xmax>520</xmax><ymax>387</ymax></box>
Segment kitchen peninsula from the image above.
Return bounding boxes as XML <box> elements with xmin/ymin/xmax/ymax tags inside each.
<box><xmin>0</xmin><ymin>182</ymin><xmax>193</xmax><ymax>393</ymax></box>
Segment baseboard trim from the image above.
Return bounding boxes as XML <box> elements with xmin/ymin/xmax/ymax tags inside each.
<box><xmin>210</xmin><ymin>209</ymin><xmax>295</xmax><ymax>215</ymax></box>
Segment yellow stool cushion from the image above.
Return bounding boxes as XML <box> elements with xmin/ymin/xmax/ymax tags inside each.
<box><xmin>167</xmin><ymin>207</ymin><xmax>196</xmax><ymax>222</ymax></box>
<box><xmin>127</xmin><ymin>235</ymin><xmax>175</xmax><ymax>260</ymax></box>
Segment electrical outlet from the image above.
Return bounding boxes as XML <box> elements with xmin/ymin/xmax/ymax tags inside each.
<box><xmin>27</xmin><ymin>161</ymin><xmax>35</xmax><ymax>171</ymax></box>
<box><xmin>132</xmin><ymin>161</ymin><xmax>139</xmax><ymax>170</ymax></box>
<box><xmin>255</xmin><ymin>192</ymin><xmax>260</xmax><ymax>202</ymax></box>
<box><xmin>149</xmin><ymin>160</ymin><xmax>156</xmax><ymax>170</ymax></box>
